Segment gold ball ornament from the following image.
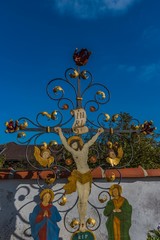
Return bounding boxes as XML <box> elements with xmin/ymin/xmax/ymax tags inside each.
<box><xmin>59</xmin><ymin>195</ymin><xmax>67</xmax><ymax>206</ymax></box>
<box><xmin>89</xmin><ymin>155</ymin><xmax>97</xmax><ymax>163</ymax></box>
<box><xmin>70</xmin><ymin>219</ymin><xmax>79</xmax><ymax>228</ymax></box>
<box><xmin>90</xmin><ymin>106</ymin><xmax>96</xmax><ymax>112</ymax></box>
<box><xmin>62</xmin><ymin>104</ymin><xmax>69</xmax><ymax>110</ymax></box>
<box><xmin>65</xmin><ymin>158</ymin><xmax>73</xmax><ymax>166</ymax></box>
<box><xmin>87</xmin><ymin>218</ymin><xmax>96</xmax><ymax>227</ymax></box>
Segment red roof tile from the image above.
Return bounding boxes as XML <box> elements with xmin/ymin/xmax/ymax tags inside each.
<box><xmin>146</xmin><ymin>168</ymin><xmax>160</xmax><ymax>177</ymax></box>
<box><xmin>0</xmin><ymin>143</ymin><xmax>160</xmax><ymax>180</ymax></box>
<box><xmin>1</xmin><ymin>166</ymin><xmax>160</xmax><ymax>180</ymax></box>
<box><xmin>105</xmin><ymin>166</ymin><xmax>146</xmax><ymax>178</ymax></box>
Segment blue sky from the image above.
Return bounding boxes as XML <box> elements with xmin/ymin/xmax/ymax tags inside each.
<box><xmin>0</xmin><ymin>0</ymin><xmax>160</xmax><ymax>144</ymax></box>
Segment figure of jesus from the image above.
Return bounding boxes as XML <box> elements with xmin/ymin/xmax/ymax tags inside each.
<box><xmin>54</xmin><ymin>127</ymin><xmax>104</xmax><ymax>232</ymax></box>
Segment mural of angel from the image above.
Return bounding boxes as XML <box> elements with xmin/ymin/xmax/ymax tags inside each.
<box><xmin>103</xmin><ymin>184</ymin><xmax>132</xmax><ymax>240</ymax></box>
<box><xmin>106</xmin><ymin>141</ymin><xmax>123</xmax><ymax>167</ymax></box>
<box><xmin>34</xmin><ymin>143</ymin><xmax>54</xmax><ymax>168</ymax></box>
<box><xmin>29</xmin><ymin>189</ymin><xmax>61</xmax><ymax>240</ymax></box>
<box><xmin>54</xmin><ymin>126</ymin><xmax>104</xmax><ymax>232</ymax></box>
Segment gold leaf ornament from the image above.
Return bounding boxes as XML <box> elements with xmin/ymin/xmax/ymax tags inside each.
<box><xmin>19</xmin><ymin>121</ymin><xmax>28</xmax><ymax>130</ymax></box>
<box><xmin>106</xmin><ymin>172</ymin><xmax>116</xmax><ymax>182</ymax></box>
<box><xmin>49</xmin><ymin>140</ymin><xmax>58</xmax><ymax>146</ymax></box>
<box><xmin>80</xmin><ymin>70</ymin><xmax>88</xmax><ymax>79</ymax></box>
<box><xmin>104</xmin><ymin>113</ymin><xmax>110</xmax><ymax>122</ymax></box>
<box><xmin>87</xmin><ymin>218</ymin><xmax>96</xmax><ymax>227</ymax></box>
<box><xmin>53</xmin><ymin>86</ymin><xmax>64</xmax><ymax>93</ymax></box>
<box><xmin>59</xmin><ymin>195</ymin><xmax>67</xmax><ymax>206</ymax></box>
<box><xmin>96</xmin><ymin>91</ymin><xmax>106</xmax><ymax>99</ymax></box>
<box><xmin>41</xmin><ymin>111</ymin><xmax>58</xmax><ymax>120</ymax></box>
<box><xmin>17</xmin><ymin>132</ymin><xmax>26</xmax><ymax>138</ymax></box>
<box><xmin>69</xmin><ymin>69</ymin><xmax>79</xmax><ymax>78</ymax></box>
<box><xmin>131</xmin><ymin>124</ymin><xmax>140</xmax><ymax>130</ymax></box>
<box><xmin>34</xmin><ymin>145</ymin><xmax>54</xmax><ymax>167</ymax></box>
<box><xmin>70</xmin><ymin>219</ymin><xmax>79</xmax><ymax>228</ymax></box>
<box><xmin>112</xmin><ymin>114</ymin><xmax>119</xmax><ymax>122</ymax></box>
<box><xmin>45</xmin><ymin>174</ymin><xmax>56</xmax><ymax>185</ymax></box>
<box><xmin>106</xmin><ymin>141</ymin><xmax>123</xmax><ymax>167</ymax></box>
<box><xmin>41</xmin><ymin>111</ymin><xmax>52</xmax><ymax>119</ymax></box>
<box><xmin>98</xmin><ymin>194</ymin><xmax>108</xmax><ymax>203</ymax></box>
<box><xmin>51</xmin><ymin>111</ymin><xmax>58</xmax><ymax>120</ymax></box>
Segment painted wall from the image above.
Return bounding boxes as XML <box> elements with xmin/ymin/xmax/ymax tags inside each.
<box><xmin>0</xmin><ymin>178</ymin><xmax>160</xmax><ymax>240</ymax></box>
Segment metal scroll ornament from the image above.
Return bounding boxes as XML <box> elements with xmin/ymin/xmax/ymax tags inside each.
<box><xmin>4</xmin><ymin>48</ymin><xmax>157</xmax><ymax>238</ymax></box>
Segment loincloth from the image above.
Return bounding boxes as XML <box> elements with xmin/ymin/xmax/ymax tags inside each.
<box><xmin>63</xmin><ymin>169</ymin><xmax>92</xmax><ymax>194</ymax></box>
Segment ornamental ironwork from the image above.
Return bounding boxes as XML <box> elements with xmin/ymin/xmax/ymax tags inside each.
<box><xmin>4</xmin><ymin>48</ymin><xmax>156</xmax><ymax>237</ymax></box>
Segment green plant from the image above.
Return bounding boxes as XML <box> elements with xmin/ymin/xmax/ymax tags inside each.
<box><xmin>147</xmin><ymin>225</ymin><xmax>160</xmax><ymax>240</ymax></box>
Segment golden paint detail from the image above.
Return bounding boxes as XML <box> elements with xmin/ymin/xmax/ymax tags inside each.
<box><xmin>86</xmin><ymin>218</ymin><xmax>96</xmax><ymax>227</ymax></box>
<box><xmin>113</xmin><ymin>216</ymin><xmax>121</xmax><ymax>240</ymax></box>
<box><xmin>46</xmin><ymin>126</ymin><xmax>51</xmax><ymax>133</ymax></box>
<box><xmin>131</xmin><ymin>124</ymin><xmax>140</xmax><ymax>130</ymax></box>
<box><xmin>63</xmin><ymin>170</ymin><xmax>92</xmax><ymax>194</ymax></box>
<box><xmin>80</xmin><ymin>70</ymin><xmax>88</xmax><ymax>79</ymax></box>
<box><xmin>69</xmin><ymin>69</ymin><xmax>79</xmax><ymax>78</ymax></box>
<box><xmin>106</xmin><ymin>141</ymin><xmax>123</xmax><ymax>167</ymax></box>
<box><xmin>49</xmin><ymin>140</ymin><xmax>58</xmax><ymax>146</ymax></box>
<box><xmin>59</xmin><ymin>195</ymin><xmax>67</xmax><ymax>206</ymax></box>
<box><xmin>110</xmin><ymin>128</ymin><xmax>114</xmax><ymax>134</ymax></box>
<box><xmin>67</xmin><ymin>136</ymin><xmax>84</xmax><ymax>147</ymax></box>
<box><xmin>17</xmin><ymin>132</ymin><xmax>26</xmax><ymax>138</ymax></box>
<box><xmin>109</xmin><ymin>184</ymin><xmax>122</xmax><ymax>196</ymax></box>
<box><xmin>98</xmin><ymin>195</ymin><xmax>108</xmax><ymax>203</ymax></box>
<box><xmin>96</xmin><ymin>91</ymin><xmax>106</xmax><ymax>99</ymax></box>
<box><xmin>39</xmin><ymin>188</ymin><xmax>54</xmax><ymax>201</ymax></box>
<box><xmin>41</xmin><ymin>111</ymin><xmax>58</xmax><ymax>120</ymax></box>
<box><xmin>112</xmin><ymin>114</ymin><xmax>119</xmax><ymax>122</ymax></box>
<box><xmin>69</xmin><ymin>69</ymin><xmax>88</xmax><ymax>79</ymax></box>
<box><xmin>76</xmin><ymin>97</ymin><xmax>83</xmax><ymax>100</ymax></box>
<box><xmin>41</xmin><ymin>111</ymin><xmax>51</xmax><ymax>118</ymax></box>
<box><xmin>19</xmin><ymin>121</ymin><xmax>28</xmax><ymax>130</ymax></box>
<box><xmin>53</xmin><ymin>86</ymin><xmax>64</xmax><ymax>93</ymax></box>
<box><xmin>106</xmin><ymin>172</ymin><xmax>116</xmax><ymax>182</ymax></box>
<box><xmin>34</xmin><ymin>143</ymin><xmax>54</xmax><ymax>167</ymax></box>
<box><xmin>5</xmin><ymin>119</ymin><xmax>28</xmax><ymax>133</ymax></box>
<box><xmin>104</xmin><ymin>113</ymin><xmax>110</xmax><ymax>122</ymax></box>
<box><xmin>70</xmin><ymin>218</ymin><xmax>80</xmax><ymax>228</ymax></box>
<box><xmin>45</xmin><ymin>174</ymin><xmax>56</xmax><ymax>185</ymax></box>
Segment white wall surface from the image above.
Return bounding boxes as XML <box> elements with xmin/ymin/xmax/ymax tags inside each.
<box><xmin>0</xmin><ymin>178</ymin><xmax>160</xmax><ymax>240</ymax></box>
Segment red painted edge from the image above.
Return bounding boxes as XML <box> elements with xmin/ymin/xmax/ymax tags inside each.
<box><xmin>146</xmin><ymin>169</ymin><xmax>160</xmax><ymax>177</ymax></box>
<box><xmin>0</xmin><ymin>166</ymin><xmax>160</xmax><ymax>180</ymax></box>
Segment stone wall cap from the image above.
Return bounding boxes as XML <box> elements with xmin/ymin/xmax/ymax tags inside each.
<box><xmin>0</xmin><ymin>166</ymin><xmax>160</xmax><ymax>180</ymax></box>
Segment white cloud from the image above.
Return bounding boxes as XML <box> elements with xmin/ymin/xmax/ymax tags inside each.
<box><xmin>117</xmin><ymin>63</ymin><xmax>160</xmax><ymax>82</ymax></box>
<box><xmin>118</xmin><ymin>64</ymin><xmax>136</xmax><ymax>72</ymax></box>
<box><xmin>139</xmin><ymin>63</ymin><xmax>160</xmax><ymax>82</ymax></box>
<box><xmin>142</xmin><ymin>26</ymin><xmax>160</xmax><ymax>47</ymax></box>
<box><xmin>52</xmin><ymin>0</ymin><xmax>140</xmax><ymax>19</ymax></box>
<box><xmin>104</xmin><ymin>0</ymin><xmax>138</xmax><ymax>10</ymax></box>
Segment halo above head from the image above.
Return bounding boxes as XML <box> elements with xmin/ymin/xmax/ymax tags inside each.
<box><xmin>67</xmin><ymin>136</ymin><xmax>83</xmax><ymax>147</ymax></box>
<box><xmin>40</xmin><ymin>189</ymin><xmax>54</xmax><ymax>201</ymax></box>
<box><xmin>109</xmin><ymin>184</ymin><xmax>122</xmax><ymax>196</ymax></box>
